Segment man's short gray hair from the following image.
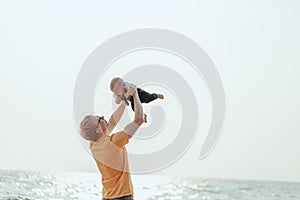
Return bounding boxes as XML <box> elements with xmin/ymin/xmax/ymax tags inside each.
<box><xmin>80</xmin><ymin>115</ymin><xmax>99</xmax><ymax>141</ymax></box>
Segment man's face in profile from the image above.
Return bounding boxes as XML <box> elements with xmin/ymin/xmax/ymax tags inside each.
<box><xmin>96</xmin><ymin>115</ymin><xmax>109</xmax><ymax>135</ymax></box>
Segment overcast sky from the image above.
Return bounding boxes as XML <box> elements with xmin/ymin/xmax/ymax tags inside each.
<box><xmin>0</xmin><ymin>0</ymin><xmax>299</xmax><ymax>182</ymax></box>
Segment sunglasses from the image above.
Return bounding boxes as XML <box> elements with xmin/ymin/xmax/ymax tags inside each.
<box><xmin>96</xmin><ymin>116</ymin><xmax>104</xmax><ymax>128</ymax></box>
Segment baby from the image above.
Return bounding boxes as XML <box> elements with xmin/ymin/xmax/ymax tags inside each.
<box><xmin>110</xmin><ymin>77</ymin><xmax>164</xmax><ymax>123</ymax></box>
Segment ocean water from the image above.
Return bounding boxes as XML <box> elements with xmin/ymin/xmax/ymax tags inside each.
<box><xmin>0</xmin><ymin>171</ymin><xmax>299</xmax><ymax>200</ymax></box>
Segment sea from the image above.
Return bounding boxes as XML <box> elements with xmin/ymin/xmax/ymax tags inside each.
<box><xmin>0</xmin><ymin>170</ymin><xmax>299</xmax><ymax>200</ymax></box>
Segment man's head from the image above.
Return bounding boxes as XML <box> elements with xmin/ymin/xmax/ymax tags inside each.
<box><xmin>80</xmin><ymin>115</ymin><xmax>109</xmax><ymax>141</ymax></box>
<box><xmin>110</xmin><ymin>77</ymin><xmax>124</xmax><ymax>96</ymax></box>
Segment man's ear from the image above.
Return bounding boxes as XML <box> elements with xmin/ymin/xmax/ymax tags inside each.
<box><xmin>95</xmin><ymin>127</ymin><xmax>101</xmax><ymax>135</ymax></box>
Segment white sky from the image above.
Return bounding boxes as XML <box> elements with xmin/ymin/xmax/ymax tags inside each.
<box><xmin>0</xmin><ymin>0</ymin><xmax>299</xmax><ymax>182</ymax></box>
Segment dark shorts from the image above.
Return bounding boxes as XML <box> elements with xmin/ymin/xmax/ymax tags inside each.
<box><xmin>102</xmin><ymin>195</ymin><xmax>133</xmax><ymax>200</ymax></box>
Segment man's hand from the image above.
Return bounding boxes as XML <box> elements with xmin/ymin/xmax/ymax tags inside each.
<box><xmin>115</xmin><ymin>95</ymin><xmax>122</xmax><ymax>104</ymax></box>
<box><xmin>123</xmin><ymin>85</ymin><xmax>137</xmax><ymax>99</ymax></box>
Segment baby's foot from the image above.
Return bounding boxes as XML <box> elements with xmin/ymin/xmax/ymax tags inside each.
<box><xmin>144</xmin><ymin>114</ymin><xmax>148</xmax><ymax>123</ymax></box>
<box><xmin>157</xmin><ymin>94</ymin><xmax>164</xmax><ymax>99</ymax></box>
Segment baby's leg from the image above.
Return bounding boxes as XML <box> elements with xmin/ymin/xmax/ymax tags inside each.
<box><xmin>130</xmin><ymin>100</ymin><xmax>135</xmax><ymax>111</ymax></box>
<box><xmin>137</xmin><ymin>88</ymin><xmax>164</xmax><ymax>103</ymax></box>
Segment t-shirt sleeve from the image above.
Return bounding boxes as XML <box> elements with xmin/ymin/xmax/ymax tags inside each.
<box><xmin>110</xmin><ymin>131</ymin><xmax>129</xmax><ymax>148</ymax></box>
<box><xmin>124</xmin><ymin>82</ymin><xmax>136</xmax><ymax>91</ymax></box>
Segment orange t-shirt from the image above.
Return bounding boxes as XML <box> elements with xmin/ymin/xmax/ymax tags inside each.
<box><xmin>90</xmin><ymin>131</ymin><xmax>133</xmax><ymax>199</ymax></box>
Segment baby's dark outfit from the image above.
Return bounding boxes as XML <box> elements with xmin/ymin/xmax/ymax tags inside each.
<box><xmin>123</xmin><ymin>82</ymin><xmax>158</xmax><ymax>111</ymax></box>
<box><xmin>128</xmin><ymin>88</ymin><xmax>158</xmax><ymax>111</ymax></box>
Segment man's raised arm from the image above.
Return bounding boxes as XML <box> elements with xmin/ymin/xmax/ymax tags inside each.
<box><xmin>124</xmin><ymin>89</ymin><xmax>144</xmax><ymax>138</ymax></box>
<box><xmin>106</xmin><ymin>101</ymin><xmax>126</xmax><ymax>134</ymax></box>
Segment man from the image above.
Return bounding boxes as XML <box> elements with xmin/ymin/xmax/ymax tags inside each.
<box><xmin>80</xmin><ymin>87</ymin><xmax>144</xmax><ymax>200</ymax></box>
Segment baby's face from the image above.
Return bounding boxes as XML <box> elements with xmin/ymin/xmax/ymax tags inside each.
<box><xmin>112</xmin><ymin>82</ymin><xmax>124</xmax><ymax>96</ymax></box>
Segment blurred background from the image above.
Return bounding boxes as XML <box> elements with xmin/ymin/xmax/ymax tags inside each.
<box><xmin>0</xmin><ymin>0</ymin><xmax>299</xmax><ymax>199</ymax></box>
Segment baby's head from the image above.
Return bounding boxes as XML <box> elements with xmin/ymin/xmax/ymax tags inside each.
<box><xmin>110</xmin><ymin>77</ymin><xmax>124</xmax><ymax>95</ymax></box>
